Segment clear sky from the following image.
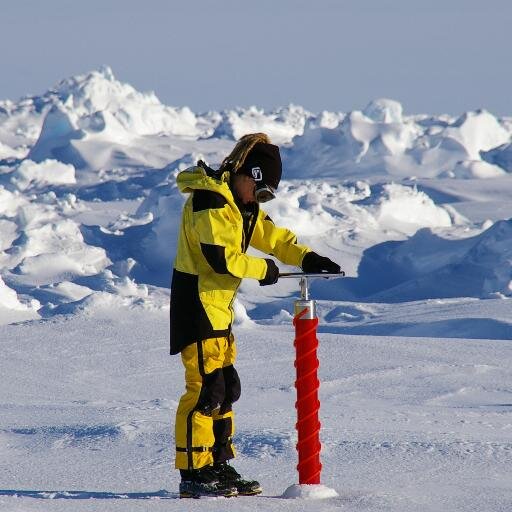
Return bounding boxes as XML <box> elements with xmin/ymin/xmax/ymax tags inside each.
<box><xmin>1</xmin><ymin>0</ymin><xmax>511</xmax><ymax>116</ymax></box>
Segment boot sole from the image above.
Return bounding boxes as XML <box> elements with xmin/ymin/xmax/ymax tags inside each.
<box><xmin>180</xmin><ymin>489</ymin><xmax>238</xmax><ymax>499</ymax></box>
<box><xmin>238</xmin><ymin>488</ymin><xmax>263</xmax><ymax>496</ymax></box>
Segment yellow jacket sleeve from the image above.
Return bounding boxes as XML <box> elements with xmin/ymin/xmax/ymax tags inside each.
<box><xmin>193</xmin><ymin>206</ymin><xmax>268</xmax><ymax>280</ymax></box>
<box><xmin>250</xmin><ymin>209</ymin><xmax>311</xmax><ymax>266</ymax></box>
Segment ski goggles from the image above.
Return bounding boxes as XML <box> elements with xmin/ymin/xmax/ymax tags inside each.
<box><xmin>255</xmin><ymin>183</ymin><xmax>276</xmax><ymax>203</ymax></box>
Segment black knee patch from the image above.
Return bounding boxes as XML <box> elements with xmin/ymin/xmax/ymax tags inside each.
<box><xmin>220</xmin><ymin>365</ymin><xmax>241</xmax><ymax>413</ymax></box>
<box><xmin>196</xmin><ymin>368</ymin><xmax>225</xmax><ymax>415</ymax></box>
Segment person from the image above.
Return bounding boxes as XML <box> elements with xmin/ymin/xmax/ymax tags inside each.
<box><xmin>170</xmin><ymin>132</ymin><xmax>341</xmax><ymax>498</ymax></box>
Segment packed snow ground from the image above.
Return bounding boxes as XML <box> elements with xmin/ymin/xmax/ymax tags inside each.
<box><xmin>1</xmin><ymin>307</ymin><xmax>511</xmax><ymax>511</ymax></box>
<box><xmin>0</xmin><ymin>68</ymin><xmax>511</xmax><ymax>511</ymax></box>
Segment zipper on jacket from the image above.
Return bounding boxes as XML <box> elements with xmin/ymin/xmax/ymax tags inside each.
<box><xmin>228</xmin><ymin>204</ymin><xmax>258</xmax><ymax>330</ymax></box>
<box><xmin>227</xmin><ymin>278</ymin><xmax>241</xmax><ymax>334</ymax></box>
<box><xmin>241</xmin><ymin>203</ymin><xmax>259</xmax><ymax>253</ymax></box>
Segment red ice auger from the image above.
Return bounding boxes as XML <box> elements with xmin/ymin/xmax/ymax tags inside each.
<box><xmin>279</xmin><ymin>271</ymin><xmax>344</xmax><ymax>499</ymax></box>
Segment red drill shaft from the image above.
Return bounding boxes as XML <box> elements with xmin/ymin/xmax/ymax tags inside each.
<box><xmin>293</xmin><ymin>309</ymin><xmax>322</xmax><ymax>484</ymax></box>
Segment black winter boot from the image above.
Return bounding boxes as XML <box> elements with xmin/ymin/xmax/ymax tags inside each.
<box><xmin>213</xmin><ymin>462</ymin><xmax>262</xmax><ymax>495</ymax></box>
<box><xmin>179</xmin><ymin>465</ymin><xmax>238</xmax><ymax>498</ymax></box>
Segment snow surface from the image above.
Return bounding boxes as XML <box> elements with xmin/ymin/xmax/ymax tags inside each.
<box><xmin>0</xmin><ymin>68</ymin><xmax>511</xmax><ymax>511</ymax></box>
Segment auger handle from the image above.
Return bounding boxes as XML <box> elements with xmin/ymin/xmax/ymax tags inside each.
<box><xmin>278</xmin><ymin>271</ymin><xmax>345</xmax><ymax>278</ymax></box>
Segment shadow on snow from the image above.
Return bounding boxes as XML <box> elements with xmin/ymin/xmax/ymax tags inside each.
<box><xmin>0</xmin><ymin>489</ymin><xmax>177</xmax><ymax>500</ymax></box>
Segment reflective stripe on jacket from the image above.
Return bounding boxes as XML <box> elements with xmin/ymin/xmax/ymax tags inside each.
<box><xmin>169</xmin><ymin>165</ymin><xmax>311</xmax><ymax>354</ymax></box>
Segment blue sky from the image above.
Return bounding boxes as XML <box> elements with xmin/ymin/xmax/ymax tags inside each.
<box><xmin>1</xmin><ymin>0</ymin><xmax>511</xmax><ymax>116</ymax></box>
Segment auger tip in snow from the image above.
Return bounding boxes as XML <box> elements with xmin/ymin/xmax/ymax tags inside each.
<box><xmin>282</xmin><ymin>484</ymin><xmax>339</xmax><ymax>499</ymax></box>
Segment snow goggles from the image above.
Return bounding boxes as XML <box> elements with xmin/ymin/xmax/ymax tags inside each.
<box><xmin>255</xmin><ymin>183</ymin><xmax>276</xmax><ymax>203</ymax></box>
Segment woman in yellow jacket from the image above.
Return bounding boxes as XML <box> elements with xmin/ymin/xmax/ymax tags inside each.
<box><xmin>170</xmin><ymin>133</ymin><xmax>340</xmax><ymax>498</ymax></box>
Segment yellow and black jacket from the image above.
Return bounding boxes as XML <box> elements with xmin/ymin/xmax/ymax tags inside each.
<box><xmin>170</xmin><ymin>163</ymin><xmax>311</xmax><ymax>354</ymax></box>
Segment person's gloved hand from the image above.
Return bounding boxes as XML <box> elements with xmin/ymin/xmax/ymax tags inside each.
<box><xmin>301</xmin><ymin>252</ymin><xmax>341</xmax><ymax>274</ymax></box>
<box><xmin>259</xmin><ymin>259</ymin><xmax>279</xmax><ymax>286</ymax></box>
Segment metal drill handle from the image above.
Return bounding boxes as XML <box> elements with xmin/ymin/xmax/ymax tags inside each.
<box><xmin>278</xmin><ymin>271</ymin><xmax>345</xmax><ymax>278</ymax></box>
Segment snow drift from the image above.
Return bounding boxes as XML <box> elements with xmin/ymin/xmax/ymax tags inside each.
<box><xmin>347</xmin><ymin>219</ymin><xmax>512</xmax><ymax>302</ymax></box>
<box><xmin>0</xmin><ymin>67</ymin><xmax>511</xmax><ymax>333</ymax></box>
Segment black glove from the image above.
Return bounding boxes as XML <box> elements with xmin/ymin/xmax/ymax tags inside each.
<box><xmin>301</xmin><ymin>252</ymin><xmax>341</xmax><ymax>274</ymax></box>
<box><xmin>259</xmin><ymin>259</ymin><xmax>279</xmax><ymax>286</ymax></box>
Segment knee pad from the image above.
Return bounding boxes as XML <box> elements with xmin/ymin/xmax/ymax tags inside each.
<box><xmin>196</xmin><ymin>368</ymin><xmax>225</xmax><ymax>415</ymax></box>
<box><xmin>222</xmin><ymin>365</ymin><xmax>241</xmax><ymax>405</ymax></box>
